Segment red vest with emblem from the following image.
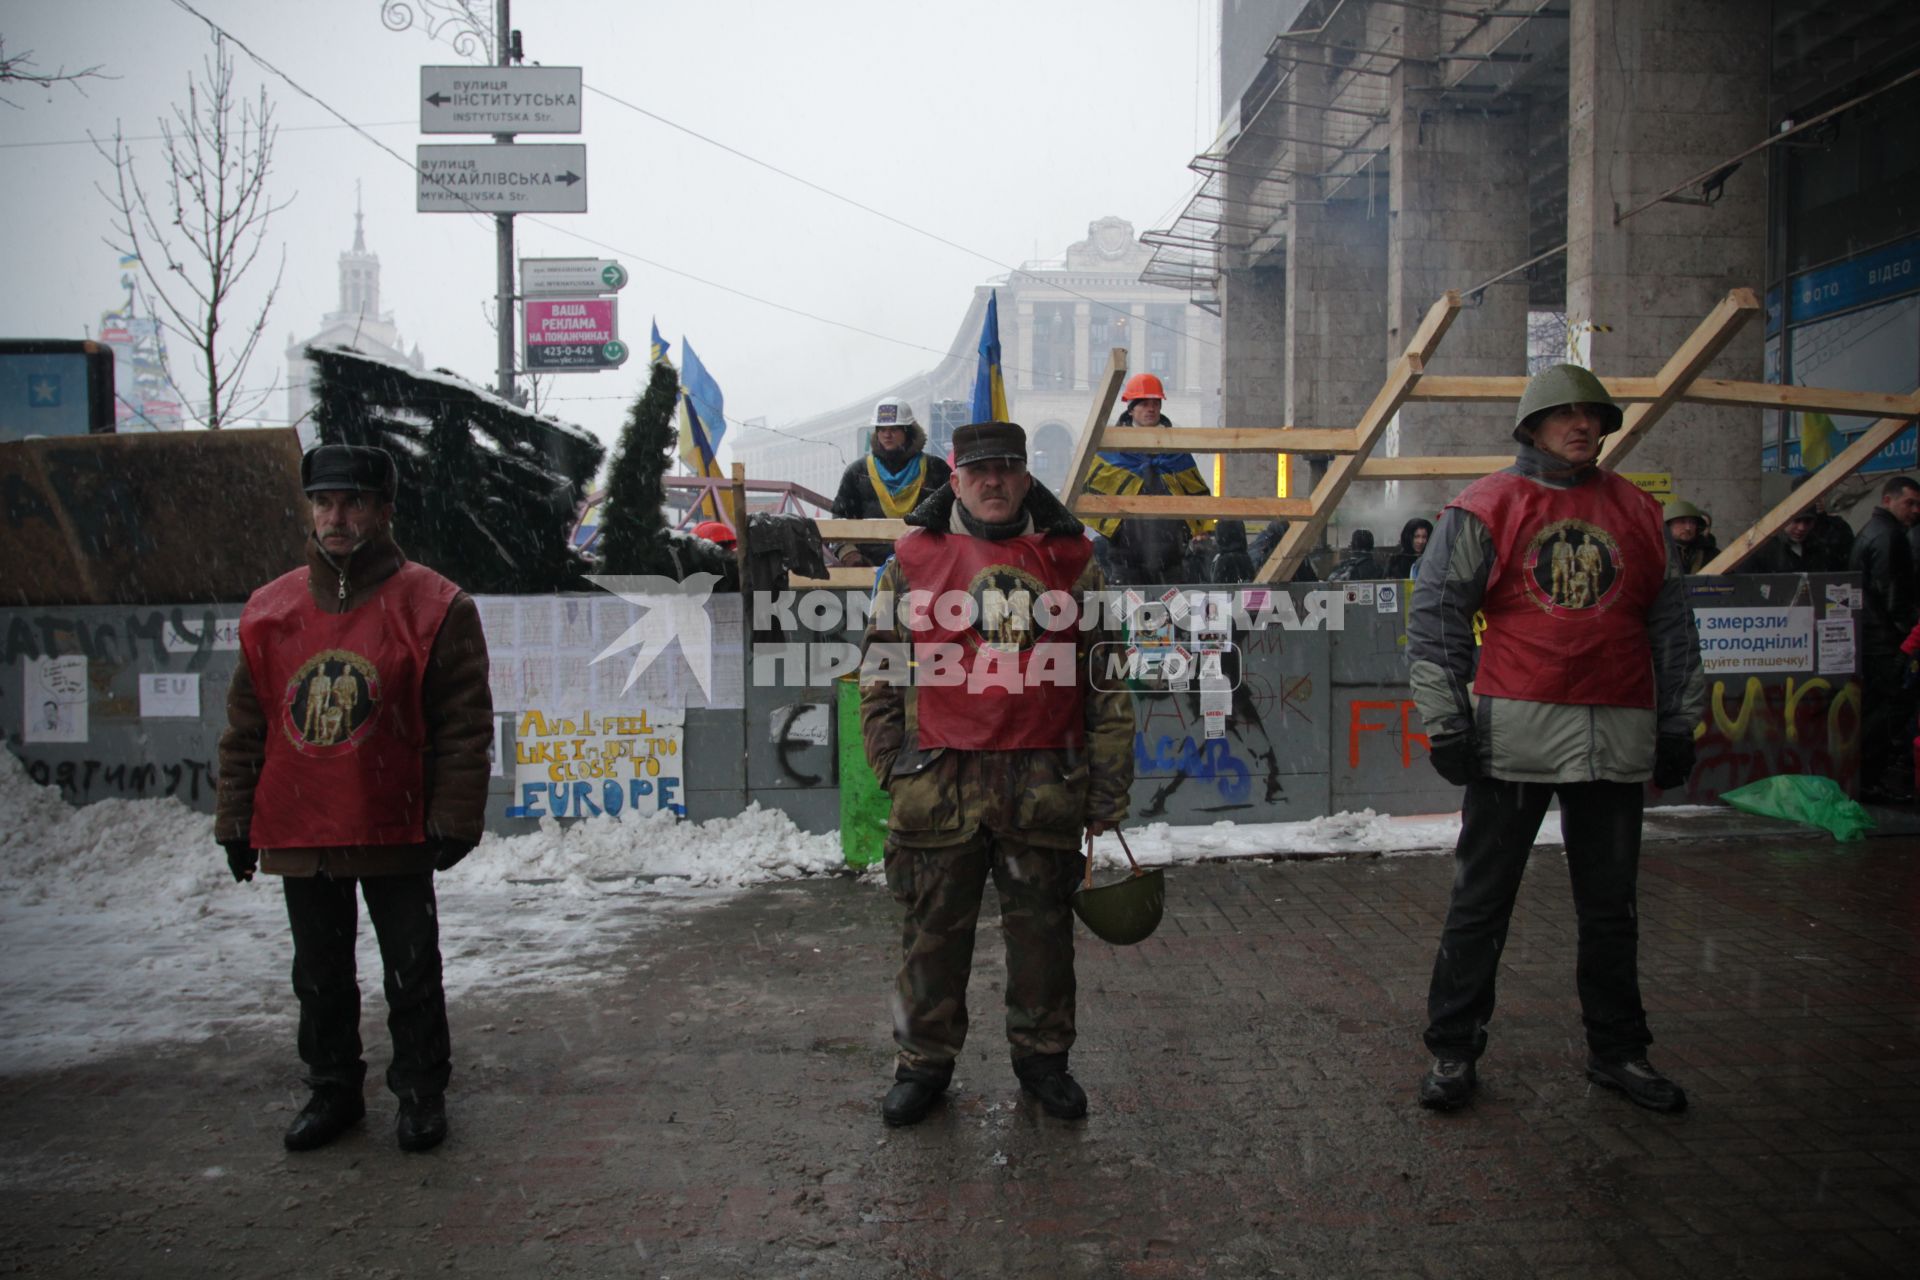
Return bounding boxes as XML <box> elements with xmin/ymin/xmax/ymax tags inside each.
<box><xmin>240</xmin><ymin>561</ymin><xmax>460</xmax><ymax>848</ymax></box>
<box><xmin>1449</xmin><ymin>468</ymin><xmax>1667</xmax><ymax>708</ymax></box>
<box><xmin>892</xmin><ymin>526</ymin><xmax>1093</xmax><ymax>751</ymax></box>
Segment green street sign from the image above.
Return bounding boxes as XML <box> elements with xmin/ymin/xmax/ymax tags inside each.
<box><xmin>600</xmin><ymin>262</ymin><xmax>629</xmax><ymax>290</ymax></box>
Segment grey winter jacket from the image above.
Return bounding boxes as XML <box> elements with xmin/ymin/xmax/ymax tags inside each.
<box><xmin>1406</xmin><ymin>442</ymin><xmax>1707</xmax><ymax>784</ymax></box>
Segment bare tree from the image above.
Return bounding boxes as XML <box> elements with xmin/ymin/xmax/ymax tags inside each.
<box><xmin>0</xmin><ymin>35</ymin><xmax>108</xmax><ymax>107</ymax></box>
<box><xmin>94</xmin><ymin>35</ymin><xmax>289</xmax><ymax>429</ymax></box>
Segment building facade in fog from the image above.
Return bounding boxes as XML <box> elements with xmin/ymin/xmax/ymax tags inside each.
<box><xmin>285</xmin><ymin>198</ymin><xmax>425</xmax><ymax>445</ymax></box>
<box><xmin>1152</xmin><ymin>0</ymin><xmax>1919</xmax><ymax>540</ymax></box>
<box><xmin>729</xmin><ymin>217</ymin><xmax>1223</xmax><ymax>503</ymax></box>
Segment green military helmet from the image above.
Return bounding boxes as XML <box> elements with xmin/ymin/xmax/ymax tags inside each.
<box><xmin>1513</xmin><ymin>363</ymin><xmax>1623</xmax><ymax>443</ymax></box>
<box><xmin>1072</xmin><ymin>866</ymin><xmax>1166</xmax><ymax>945</ymax></box>
<box><xmin>1662</xmin><ymin>498</ymin><xmax>1706</xmax><ymax>524</ymax></box>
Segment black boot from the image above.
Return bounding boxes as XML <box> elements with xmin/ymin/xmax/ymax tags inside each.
<box><xmin>1586</xmin><ymin>1056</ymin><xmax>1687</xmax><ymax>1113</ymax></box>
<box><xmin>881</xmin><ymin>1064</ymin><xmax>951</xmax><ymax>1127</ymax></box>
<box><xmin>1014</xmin><ymin>1053</ymin><xmax>1088</xmax><ymax>1120</ymax></box>
<box><xmin>1417</xmin><ymin>1058</ymin><xmax>1478</xmax><ymax>1111</ymax></box>
<box><xmin>283</xmin><ymin>1087</ymin><xmax>366</xmax><ymax>1151</ymax></box>
<box><xmin>396</xmin><ymin>1094</ymin><xmax>449</xmax><ymax>1152</ymax></box>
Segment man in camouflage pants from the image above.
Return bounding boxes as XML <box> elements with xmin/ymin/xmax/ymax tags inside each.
<box><xmin>861</xmin><ymin>421</ymin><xmax>1134</xmax><ymax>1126</ymax></box>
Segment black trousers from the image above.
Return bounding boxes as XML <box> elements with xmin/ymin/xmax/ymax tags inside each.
<box><xmin>282</xmin><ymin>872</ymin><xmax>451</xmax><ymax>1101</ymax></box>
<box><xmin>1859</xmin><ymin>648</ymin><xmax>1915</xmax><ymax>793</ymax></box>
<box><xmin>1424</xmin><ymin>778</ymin><xmax>1653</xmax><ymax>1064</ymax></box>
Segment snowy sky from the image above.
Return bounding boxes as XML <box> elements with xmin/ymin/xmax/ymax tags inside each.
<box><xmin>0</xmin><ymin>0</ymin><xmax>1220</xmax><ymax>461</ymax></box>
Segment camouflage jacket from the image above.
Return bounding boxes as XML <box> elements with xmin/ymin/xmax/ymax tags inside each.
<box><xmin>859</xmin><ymin>482</ymin><xmax>1134</xmax><ymax>849</ymax></box>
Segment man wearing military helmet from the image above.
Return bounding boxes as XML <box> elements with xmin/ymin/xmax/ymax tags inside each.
<box><xmin>1405</xmin><ymin>365</ymin><xmax>1706</xmax><ymax>1115</ymax></box>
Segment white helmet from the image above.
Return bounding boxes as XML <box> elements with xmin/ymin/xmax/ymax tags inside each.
<box><xmin>870</xmin><ymin>398</ymin><xmax>918</xmax><ymax>429</ymax></box>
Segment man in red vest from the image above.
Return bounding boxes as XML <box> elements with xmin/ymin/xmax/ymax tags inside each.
<box><xmin>217</xmin><ymin>444</ymin><xmax>493</xmax><ymax>1153</ymax></box>
<box><xmin>860</xmin><ymin>422</ymin><xmax>1135</xmax><ymax>1126</ymax></box>
<box><xmin>1406</xmin><ymin>365</ymin><xmax>1705</xmax><ymax>1114</ymax></box>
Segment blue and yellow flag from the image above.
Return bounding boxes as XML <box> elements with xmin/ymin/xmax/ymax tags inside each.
<box><xmin>1082</xmin><ymin>450</ymin><xmax>1215</xmax><ymax>539</ymax></box>
<box><xmin>970</xmin><ymin>290</ymin><xmax>1008</xmax><ymax>424</ymax></box>
<box><xmin>677</xmin><ymin>340</ymin><xmax>732</xmax><ymax>521</ymax></box>
<box><xmin>650</xmin><ymin>320</ymin><xmax>670</xmax><ymax>368</ymax></box>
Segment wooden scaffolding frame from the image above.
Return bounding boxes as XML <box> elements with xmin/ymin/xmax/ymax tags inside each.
<box><xmin>777</xmin><ymin>287</ymin><xmax>1919</xmax><ymax>589</ymax></box>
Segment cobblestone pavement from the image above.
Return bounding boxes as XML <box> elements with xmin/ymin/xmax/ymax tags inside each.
<box><xmin>2</xmin><ymin>834</ymin><xmax>1916</xmax><ymax>1279</ymax></box>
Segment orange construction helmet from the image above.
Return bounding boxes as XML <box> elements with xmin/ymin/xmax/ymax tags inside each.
<box><xmin>1122</xmin><ymin>372</ymin><xmax>1166</xmax><ymax>403</ymax></box>
<box><xmin>692</xmin><ymin>519</ymin><xmax>736</xmax><ymax>546</ymax></box>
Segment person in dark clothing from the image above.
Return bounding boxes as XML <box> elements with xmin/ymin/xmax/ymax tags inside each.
<box><xmin>1209</xmin><ymin>520</ymin><xmax>1255</xmax><ymax>582</ymax></box>
<box><xmin>1385</xmin><ymin>518</ymin><xmax>1433</xmax><ymax>579</ymax></box>
<box><xmin>830</xmin><ymin>399</ymin><xmax>952</xmax><ymax>568</ymax></box>
<box><xmin>1850</xmin><ymin>474</ymin><xmax>1920</xmax><ymax>801</ymax></box>
<box><xmin>1662</xmin><ymin>499</ymin><xmax>1719</xmax><ymax>574</ymax></box>
<box><xmin>1737</xmin><ymin>494</ymin><xmax>1852</xmax><ymax>575</ymax></box>
<box><xmin>1245</xmin><ymin>521</ymin><xmax>1320</xmax><ymax>583</ymax></box>
<box><xmin>1327</xmin><ymin>529</ymin><xmax>1382</xmax><ymax>581</ymax></box>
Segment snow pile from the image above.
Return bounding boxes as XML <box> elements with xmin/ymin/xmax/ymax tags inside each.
<box><xmin>1097</xmin><ymin>808</ymin><xmax>1563</xmax><ymax>870</ymax></box>
<box><xmin>458</xmin><ymin>803</ymin><xmax>846</xmax><ymax>891</ymax></box>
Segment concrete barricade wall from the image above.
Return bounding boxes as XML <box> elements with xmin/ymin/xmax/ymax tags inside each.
<box><xmin>2</xmin><ymin>574</ymin><xmax>1862</xmax><ymax>835</ymax></box>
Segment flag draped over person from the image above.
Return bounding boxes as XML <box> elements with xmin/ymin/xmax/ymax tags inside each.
<box><xmin>970</xmin><ymin>290</ymin><xmax>1008</xmax><ymax>425</ymax></box>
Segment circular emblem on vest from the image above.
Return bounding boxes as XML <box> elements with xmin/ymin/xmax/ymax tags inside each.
<box><xmin>1522</xmin><ymin>519</ymin><xmax>1623</xmax><ymax>615</ymax></box>
<box><xmin>279</xmin><ymin>648</ymin><xmax>383</xmax><ymax>755</ymax></box>
<box><xmin>965</xmin><ymin>564</ymin><xmax>1049</xmax><ymax>655</ymax></box>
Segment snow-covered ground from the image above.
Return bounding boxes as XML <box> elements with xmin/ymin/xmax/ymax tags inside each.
<box><xmin>0</xmin><ymin>749</ymin><xmax>1516</xmax><ymax>1075</ymax></box>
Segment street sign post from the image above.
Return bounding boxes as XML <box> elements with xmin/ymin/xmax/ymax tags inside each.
<box><xmin>525</xmin><ymin>298</ymin><xmax>627</xmax><ymax>371</ymax></box>
<box><xmin>420</xmin><ymin>66</ymin><xmax>583</xmax><ymax>134</ymax></box>
<box><xmin>521</xmin><ymin>258</ymin><xmax>629</xmax><ymax>296</ymax></box>
<box><xmin>417</xmin><ymin>144</ymin><xmax>588</xmax><ymax>213</ymax></box>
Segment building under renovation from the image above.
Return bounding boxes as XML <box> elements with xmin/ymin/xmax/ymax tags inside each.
<box><xmin>1147</xmin><ymin>0</ymin><xmax>1920</xmax><ymax>538</ymax></box>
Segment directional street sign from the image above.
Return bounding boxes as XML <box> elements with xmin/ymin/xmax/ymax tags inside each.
<box><xmin>420</xmin><ymin>66</ymin><xmax>583</xmax><ymax>134</ymax></box>
<box><xmin>525</xmin><ymin>298</ymin><xmax>627</xmax><ymax>371</ymax></box>
<box><xmin>522</xmin><ymin>258</ymin><xmax>629</xmax><ymax>296</ymax></box>
<box><xmin>417</xmin><ymin>144</ymin><xmax>587</xmax><ymax>214</ymax></box>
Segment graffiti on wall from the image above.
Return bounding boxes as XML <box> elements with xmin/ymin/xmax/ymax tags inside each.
<box><xmin>504</xmin><ymin>706</ymin><xmax>686</xmax><ymax>819</ymax></box>
<box><xmin>1686</xmin><ymin>674</ymin><xmax>1861</xmax><ymax>799</ymax></box>
<box><xmin>21</xmin><ymin>755</ymin><xmax>216</xmax><ymax>804</ymax></box>
<box><xmin>1346</xmin><ymin>698</ymin><xmax>1431</xmax><ymax>770</ymax></box>
<box><xmin>3</xmin><ymin>608</ymin><xmax>234</xmax><ymax>670</ymax></box>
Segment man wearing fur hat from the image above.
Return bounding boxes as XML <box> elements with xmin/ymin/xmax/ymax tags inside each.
<box><xmin>216</xmin><ymin>444</ymin><xmax>493</xmax><ymax>1154</ymax></box>
<box><xmin>860</xmin><ymin>422</ymin><xmax>1134</xmax><ymax>1126</ymax></box>
<box><xmin>830</xmin><ymin>398</ymin><xmax>953</xmax><ymax>568</ymax></box>
<box><xmin>1406</xmin><ymin>366</ymin><xmax>1705</xmax><ymax>1115</ymax></box>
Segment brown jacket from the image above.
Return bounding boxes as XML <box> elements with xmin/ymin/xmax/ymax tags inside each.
<box><xmin>215</xmin><ymin>530</ymin><xmax>494</xmax><ymax>877</ymax></box>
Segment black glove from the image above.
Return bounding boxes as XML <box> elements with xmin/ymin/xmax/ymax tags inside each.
<box><xmin>1652</xmin><ymin>734</ymin><xmax>1696</xmax><ymax>791</ymax></box>
<box><xmin>1904</xmin><ymin>655</ymin><xmax>1920</xmax><ymax>692</ymax></box>
<box><xmin>1426</xmin><ymin>732</ymin><xmax>1479</xmax><ymax>787</ymax></box>
<box><xmin>223</xmin><ymin>841</ymin><xmax>256</xmax><ymax>883</ymax></box>
<box><xmin>433</xmin><ymin>839</ymin><xmax>477</xmax><ymax>872</ymax></box>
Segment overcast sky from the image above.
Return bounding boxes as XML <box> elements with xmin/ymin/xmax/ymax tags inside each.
<box><xmin>0</xmin><ymin>0</ymin><xmax>1219</xmax><ymax>462</ymax></box>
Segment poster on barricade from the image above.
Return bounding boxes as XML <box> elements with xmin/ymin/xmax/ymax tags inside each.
<box><xmin>503</xmin><ymin>705</ymin><xmax>686</xmax><ymax>820</ymax></box>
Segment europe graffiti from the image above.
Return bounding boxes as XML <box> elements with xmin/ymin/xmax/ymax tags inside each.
<box><xmin>504</xmin><ymin>706</ymin><xmax>687</xmax><ymax>819</ymax></box>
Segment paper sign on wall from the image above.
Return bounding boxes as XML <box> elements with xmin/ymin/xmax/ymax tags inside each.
<box><xmin>138</xmin><ymin>673</ymin><xmax>201</xmax><ymax>718</ymax></box>
<box><xmin>22</xmin><ymin>656</ymin><xmax>88</xmax><ymax>743</ymax></box>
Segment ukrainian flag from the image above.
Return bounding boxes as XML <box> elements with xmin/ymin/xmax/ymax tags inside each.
<box><xmin>650</xmin><ymin>320</ymin><xmax>670</xmax><ymax>368</ymax></box>
<box><xmin>971</xmin><ymin>290</ymin><xmax>1008</xmax><ymax>424</ymax></box>
<box><xmin>1082</xmin><ymin>450</ymin><xmax>1216</xmax><ymax>539</ymax></box>
<box><xmin>677</xmin><ymin>340</ymin><xmax>732</xmax><ymax>521</ymax></box>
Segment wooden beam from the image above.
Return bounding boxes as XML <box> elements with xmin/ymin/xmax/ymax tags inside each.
<box><xmin>1700</xmin><ymin>395</ymin><xmax>1920</xmax><ymax>574</ymax></box>
<box><xmin>1356</xmin><ymin>455</ymin><xmax>1509</xmax><ymax>479</ymax></box>
<box><xmin>1385</xmin><ymin>372</ymin><xmax>1914</xmax><ymax>421</ymax></box>
<box><xmin>1100</xmin><ymin>426</ymin><xmax>1360</xmax><ymax>453</ymax></box>
<box><xmin>1678</xmin><ymin>378</ymin><xmax>1920</xmax><ymax>419</ymax></box>
<box><xmin>1600</xmin><ymin>288</ymin><xmax>1761</xmax><ymax>468</ymax></box>
<box><xmin>1074</xmin><ymin>494</ymin><xmax>1314</xmax><ymax>521</ymax></box>
<box><xmin>789</xmin><ymin>567</ymin><xmax>887</xmax><ymax>589</ymax></box>
<box><xmin>814</xmin><ymin>517</ymin><xmax>906</xmax><ymax>541</ymax></box>
<box><xmin>1061</xmin><ymin>348</ymin><xmax>1128</xmax><ymax>516</ymax></box>
<box><xmin>1409</xmin><ymin>374</ymin><xmax>1661</xmax><ymax>403</ymax></box>
<box><xmin>1255</xmin><ymin>292</ymin><xmax>1463</xmax><ymax>583</ymax></box>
